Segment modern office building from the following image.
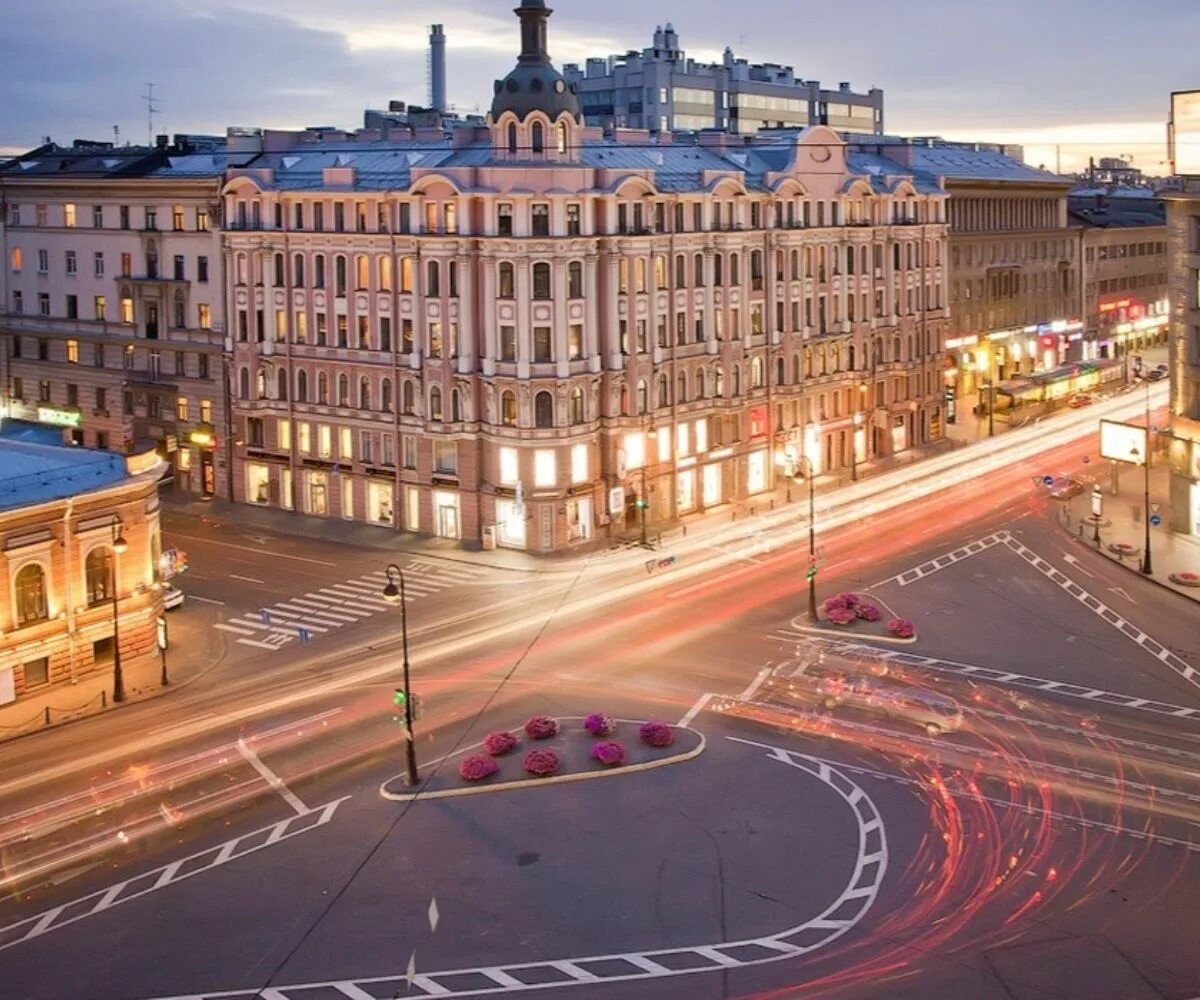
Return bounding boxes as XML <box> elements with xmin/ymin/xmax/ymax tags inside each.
<box><xmin>219</xmin><ymin>0</ymin><xmax>947</xmax><ymax>553</ymax></box>
<box><xmin>0</xmin><ymin>420</ymin><xmax>165</xmax><ymax>708</ymax></box>
<box><xmin>1164</xmin><ymin>180</ymin><xmax>1200</xmax><ymax>538</ymax></box>
<box><xmin>562</xmin><ymin>24</ymin><xmax>883</xmax><ymax>136</ymax></box>
<box><xmin>0</xmin><ymin>139</ymin><xmax>231</xmax><ymax>499</ymax></box>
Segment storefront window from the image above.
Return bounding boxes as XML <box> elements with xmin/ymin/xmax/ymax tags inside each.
<box><xmin>703</xmin><ymin>464</ymin><xmax>722</xmax><ymax>506</ymax></box>
<box><xmin>499</xmin><ymin>447</ymin><xmax>519</xmax><ymax>485</ymax></box>
<box><xmin>246</xmin><ymin>463</ymin><xmax>270</xmax><ymax>505</ymax></box>
<box><xmin>624</xmin><ymin>432</ymin><xmax>645</xmax><ymax>471</ymax></box>
<box><xmin>368</xmin><ymin>482</ymin><xmax>394</xmax><ymax>526</ymax></box>
<box><xmin>566</xmin><ymin>498</ymin><xmax>591</xmax><ymax>542</ymax></box>
<box><xmin>534</xmin><ymin>450</ymin><xmax>556</xmax><ymax>488</ymax></box>
<box><xmin>341</xmin><ymin>476</ymin><xmax>354</xmax><ymax>520</ymax></box>
<box><xmin>571</xmin><ymin>444</ymin><xmax>588</xmax><ymax>484</ymax></box>
<box><xmin>747</xmin><ymin>450</ymin><xmax>768</xmax><ymax>494</ymax></box>
<box><xmin>434</xmin><ymin>491</ymin><xmax>460</xmax><ymax>539</ymax></box>
<box><xmin>306</xmin><ymin>472</ymin><xmax>328</xmax><ymax>515</ymax></box>
<box><xmin>405</xmin><ymin>486</ymin><xmax>420</xmax><ymax>532</ymax></box>
<box><xmin>497</xmin><ymin>498</ymin><xmax>526</xmax><ymax>548</ymax></box>
<box><xmin>891</xmin><ymin>416</ymin><xmax>908</xmax><ymax>455</ymax></box>
<box><xmin>677</xmin><ymin>469</ymin><xmax>696</xmax><ymax>512</ymax></box>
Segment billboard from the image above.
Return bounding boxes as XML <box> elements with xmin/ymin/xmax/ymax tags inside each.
<box><xmin>1170</xmin><ymin>90</ymin><xmax>1200</xmax><ymax>177</ymax></box>
<box><xmin>1100</xmin><ymin>420</ymin><xmax>1149</xmax><ymax>465</ymax></box>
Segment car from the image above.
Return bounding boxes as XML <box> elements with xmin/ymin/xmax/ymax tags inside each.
<box><xmin>1147</xmin><ymin>369</ymin><xmax>1167</xmax><ymax>382</ymax></box>
<box><xmin>1067</xmin><ymin>393</ymin><xmax>1094</xmax><ymax>408</ymax></box>
<box><xmin>816</xmin><ymin>676</ymin><xmax>964</xmax><ymax>735</ymax></box>
<box><xmin>1050</xmin><ymin>477</ymin><xmax>1085</xmax><ymax>500</ymax></box>
<box><xmin>163</xmin><ymin>585</ymin><xmax>185</xmax><ymax>610</ymax></box>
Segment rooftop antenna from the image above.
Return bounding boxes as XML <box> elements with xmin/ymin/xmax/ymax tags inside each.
<box><xmin>113</xmin><ymin>124</ymin><xmax>120</xmax><ymax>147</ymax></box>
<box><xmin>143</xmin><ymin>82</ymin><xmax>160</xmax><ymax>146</ymax></box>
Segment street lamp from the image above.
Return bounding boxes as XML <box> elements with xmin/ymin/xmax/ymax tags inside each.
<box><xmin>639</xmin><ymin>416</ymin><xmax>654</xmax><ymax>549</ymax></box>
<box><xmin>110</xmin><ymin>518</ymin><xmax>128</xmax><ymax>703</ymax></box>
<box><xmin>382</xmin><ymin>563</ymin><xmax>419</xmax><ymax>787</ymax></box>
<box><xmin>800</xmin><ymin>455</ymin><xmax>818</xmax><ymax>621</ymax></box>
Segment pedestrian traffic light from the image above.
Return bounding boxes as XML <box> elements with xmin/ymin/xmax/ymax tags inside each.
<box><xmin>807</xmin><ymin>560</ymin><xmax>818</xmax><ymax>581</ymax></box>
<box><xmin>634</xmin><ymin>493</ymin><xmax>647</xmax><ymax>510</ymax></box>
<box><xmin>393</xmin><ymin>689</ymin><xmax>423</xmax><ymax>721</ymax></box>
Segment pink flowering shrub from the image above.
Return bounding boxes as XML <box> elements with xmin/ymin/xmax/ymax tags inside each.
<box><xmin>591</xmin><ymin>741</ymin><xmax>628</xmax><ymax>767</ymax></box>
<box><xmin>826</xmin><ymin>606</ymin><xmax>857</xmax><ymax>626</ymax></box>
<box><xmin>639</xmin><ymin>721</ymin><xmax>675</xmax><ymax>748</ymax></box>
<box><xmin>855</xmin><ymin>602</ymin><xmax>881</xmax><ymax>622</ymax></box>
<box><xmin>459</xmin><ymin>754</ymin><xmax>499</xmax><ymax>782</ymax></box>
<box><xmin>523</xmin><ymin>748</ymin><xmax>561</xmax><ymax>777</ymax></box>
<box><xmin>887</xmin><ymin>617</ymin><xmax>915</xmax><ymax>639</ymax></box>
<box><xmin>483</xmin><ymin>731</ymin><xmax>519</xmax><ymax>756</ymax></box>
<box><xmin>523</xmin><ymin>715</ymin><xmax>560</xmax><ymax>740</ymax></box>
<box><xmin>583</xmin><ymin>713</ymin><xmax>615</xmax><ymax>737</ymax></box>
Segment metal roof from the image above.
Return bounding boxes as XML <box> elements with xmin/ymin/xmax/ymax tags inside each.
<box><xmin>0</xmin><ymin>423</ymin><xmax>128</xmax><ymax>511</ymax></box>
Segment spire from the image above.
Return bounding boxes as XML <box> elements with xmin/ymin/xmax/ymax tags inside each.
<box><xmin>516</xmin><ymin>0</ymin><xmax>551</xmax><ymax>64</ymax></box>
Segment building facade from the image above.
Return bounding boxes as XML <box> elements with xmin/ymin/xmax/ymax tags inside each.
<box><xmin>221</xmin><ymin>0</ymin><xmax>947</xmax><ymax>553</ymax></box>
<box><xmin>0</xmin><ymin>422</ymin><xmax>165</xmax><ymax>707</ymax></box>
<box><xmin>563</xmin><ymin>24</ymin><xmax>883</xmax><ymax>136</ymax></box>
<box><xmin>1164</xmin><ymin>181</ymin><xmax>1200</xmax><ymax>539</ymax></box>
<box><xmin>0</xmin><ymin>142</ymin><xmax>231</xmax><ymax>500</ymax></box>
<box><xmin>1073</xmin><ymin>195</ymin><xmax>1169</xmax><ymax>366</ymax></box>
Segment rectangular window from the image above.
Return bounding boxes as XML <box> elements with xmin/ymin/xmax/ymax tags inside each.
<box><xmin>534</xmin><ymin>449</ymin><xmax>556</xmax><ymax>487</ymax></box>
<box><xmin>172</xmin><ymin>205</ymin><xmax>185</xmax><ymax>231</ymax></box>
<box><xmin>197</xmin><ymin>256</ymin><xmax>208</xmax><ymax>282</ymax></box>
<box><xmin>37</xmin><ymin>248</ymin><xmax>48</xmax><ymax>273</ymax></box>
<box><xmin>500</xmin><ymin>325</ymin><xmax>516</xmax><ymax>362</ymax></box>
<box><xmin>569</xmin><ymin>324</ymin><xmax>584</xmax><ymax>360</ymax></box>
<box><xmin>434</xmin><ymin>442</ymin><xmax>458</xmax><ymax>475</ymax></box>
<box><xmin>571</xmin><ymin>443</ymin><xmax>588</xmax><ymax>484</ymax></box>
<box><xmin>567</xmin><ymin>203</ymin><xmax>581</xmax><ymax>236</ymax></box>
<box><xmin>533</xmin><ymin>326</ymin><xmax>552</xmax><ymax>362</ymax></box>
<box><xmin>198</xmin><ymin>304</ymin><xmax>212</xmax><ymax>329</ymax></box>
<box><xmin>196</xmin><ymin>208</ymin><xmax>210</xmax><ymax>231</ymax></box>
<box><xmin>173</xmin><ymin>255</ymin><xmax>185</xmax><ymax>280</ymax></box>
<box><xmin>65</xmin><ymin>250</ymin><xmax>77</xmax><ymax>275</ymax></box>
<box><xmin>499</xmin><ymin>446</ymin><xmax>519</xmax><ymax>485</ymax></box>
<box><xmin>278</xmin><ymin>418</ymin><xmax>291</xmax><ymax>451</ymax></box>
<box><xmin>64</xmin><ymin>203</ymin><xmax>76</xmax><ymax>228</ymax></box>
<box><xmin>66</xmin><ymin>339</ymin><xmax>79</xmax><ymax>363</ymax></box>
<box><xmin>11</xmin><ymin>290</ymin><xmax>21</xmax><ymax>313</ymax></box>
<box><xmin>405</xmin><ymin>485</ymin><xmax>420</xmax><ymax>531</ymax></box>
<box><xmin>298</xmin><ymin>421</ymin><xmax>311</xmax><ymax>454</ymax></box>
<box><xmin>318</xmin><ymin>425</ymin><xmax>332</xmax><ymax>459</ymax></box>
<box><xmin>39</xmin><ymin>293</ymin><xmax>50</xmax><ymax>316</ymax></box>
<box><xmin>339</xmin><ymin>426</ymin><xmax>353</xmax><ymax>460</ymax></box>
<box><xmin>145</xmin><ymin>207</ymin><xmax>157</xmax><ymax>230</ymax></box>
<box><xmin>64</xmin><ymin>295</ymin><xmax>78</xmax><ymax>319</ymax></box>
<box><xmin>402</xmin><ymin>437</ymin><xmax>417</xmax><ymax>470</ymax></box>
<box><xmin>532</xmin><ymin>204</ymin><xmax>550</xmax><ymax>237</ymax></box>
<box><xmin>177</xmin><ymin>395</ymin><xmax>189</xmax><ymax>422</ymax></box>
<box><xmin>498</xmin><ymin>204</ymin><xmax>513</xmax><ymax>236</ymax></box>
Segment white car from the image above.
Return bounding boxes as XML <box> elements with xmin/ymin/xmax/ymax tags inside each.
<box><xmin>163</xmin><ymin>585</ymin><xmax>185</xmax><ymax>610</ymax></box>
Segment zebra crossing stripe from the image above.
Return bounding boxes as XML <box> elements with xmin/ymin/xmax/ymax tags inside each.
<box><xmin>299</xmin><ymin>593</ymin><xmax>372</xmax><ymax>616</ymax></box>
<box><xmin>321</xmin><ymin>584</ymin><xmax>393</xmax><ymax>607</ymax></box>
<box><xmin>876</xmin><ymin>533</ymin><xmax>1006</xmax><ymax>588</ymax></box>
<box><xmin>214</xmin><ymin>622</ymin><xmax>257</xmax><ymax>636</ymax></box>
<box><xmin>271</xmin><ymin>604</ymin><xmax>351</xmax><ymax>627</ymax></box>
<box><xmin>280</xmin><ymin>600</ymin><xmax>362</xmax><ymax>622</ymax></box>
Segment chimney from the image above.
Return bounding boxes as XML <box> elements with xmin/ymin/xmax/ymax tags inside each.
<box><xmin>429</xmin><ymin>24</ymin><xmax>447</xmax><ymax>114</ymax></box>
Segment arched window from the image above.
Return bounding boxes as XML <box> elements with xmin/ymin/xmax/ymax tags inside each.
<box><xmin>751</xmin><ymin>356</ymin><xmax>764</xmax><ymax>388</ymax></box>
<box><xmin>378</xmin><ymin>255</ymin><xmax>392</xmax><ymax>291</ymax></box>
<box><xmin>402</xmin><ymin>380</ymin><xmax>415</xmax><ymax>415</ymax></box>
<box><xmin>730</xmin><ymin>253</ymin><xmax>740</xmax><ymax>285</ymax></box>
<box><xmin>636</xmin><ymin>257</ymin><xmax>647</xmax><ymax>293</ymax></box>
<box><xmin>498</xmin><ymin>262</ymin><xmax>515</xmax><ymax>299</ymax></box>
<box><xmin>832</xmin><ymin>345</ymin><xmax>841</xmax><ymax>372</ymax></box>
<box><xmin>846</xmin><ymin>246</ymin><xmax>855</xmax><ymax>275</ymax></box>
<box><xmin>696</xmin><ymin>370</ymin><xmax>706</xmax><ymax>399</ymax></box>
<box><xmin>792</xmin><ymin>355</ymin><xmax>801</xmax><ymax>383</ymax></box>
<box><xmin>235</xmin><ymin>252</ymin><xmax>247</xmax><ymax>285</ymax></box>
<box><xmin>532</xmin><ymin>262</ymin><xmax>551</xmax><ymax>300</ymax></box>
<box><xmin>507</xmin><ymin>122</ymin><xmax>518</xmax><ymax>155</ymax></box>
<box><xmin>501</xmin><ymin>390</ymin><xmax>517</xmax><ymax>426</ymax></box>
<box><xmin>848</xmin><ymin>345</ymin><xmax>857</xmax><ymax>371</ymax></box>
<box><xmin>532</xmin><ymin>122</ymin><xmax>545</xmax><ymax>154</ymax></box>
<box><xmin>334</xmin><ymin>254</ymin><xmax>347</xmax><ymax>296</ymax></box>
<box><xmin>381</xmin><ymin>378</ymin><xmax>393</xmax><ymax>413</ymax></box>
<box><xmin>557</xmin><ymin>121</ymin><xmax>568</xmax><ymax>154</ymax></box>
<box><xmin>274</xmin><ymin>253</ymin><xmax>285</xmax><ymax>286</ymax></box>
<box><xmin>313</xmin><ymin>254</ymin><xmax>326</xmax><ymax>289</ymax></box>
<box><xmin>355</xmin><ymin>254</ymin><xmax>369</xmax><ymax>290</ymax></box>
<box><xmin>338</xmin><ymin>374</ymin><xmax>349</xmax><ymax>406</ymax></box>
<box><xmin>296</xmin><ymin>369</ymin><xmax>308</xmax><ymax>402</ymax></box>
<box><xmin>238</xmin><ymin>367</ymin><xmax>250</xmax><ymax>399</ymax></box>
<box><xmin>293</xmin><ymin>254</ymin><xmax>305</xmax><ymax>286</ymax></box>
<box><xmin>791</xmin><ymin>249</ymin><xmax>800</xmax><ymax>280</ymax></box>
<box><xmin>360</xmin><ymin>376</ymin><xmax>371</xmax><ymax>410</ymax></box>
<box><xmin>14</xmin><ymin>563</ymin><xmax>48</xmax><ymax>626</ymax></box>
<box><xmin>427</xmin><ymin>260</ymin><xmax>440</xmax><ymax>297</ymax></box>
<box><xmin>677</xmin><ymin>371</ymin><xmax>688</xmax><ymax>404</ymax></box>
<box><xmin>429</xmin><ymin>386</ymin><xmax>443</xmax><ymax>421</ymax></box>
<box><xmin>85</xmin><ymin>548</ymin><xmax>113</xmax><ymax>606</ymax></box>
<box><xmin>636</xmin><ymin>379</ymin><xmax>648</xmax><ymax>414</ymax></box>
<box><xmin>534</xmin><ymin>391</ymin><xmax>554</xmax><ymax>428</ymax></box>
<box><xmin>892</xmin><ymin>336</ymin><xmax>902</xmax><ymax>362</ymax></box>
<box><xmin>256</xmin><ymin>369</ymin><xmax>267</xmax><ymax>400</ymax></box>
<box><xmin>804</xmin><ymin>347</ymin><xmax>813</xmax><ymax>377</ymax></box>
<box><xmin>278</xmin><ymin>370</ymin><xmax>288</xmax><ymax>401</ymax></box>
<box><xmin>318</xmin><ymin>372</ymin><xmax>329</xmax><ymax>404</ymax></box>
<box><xmin>657</xmin><ymin>374</ymin><xmax>669</xmax><ymax>409</ymax></box>
<box><xmin>776</xmin><ymin>356</ymin><xmax>785</xmax><ymax>386</ymax></box>
<box><xmin>451</xmin><ymin>388</ymin><xmax>462</xmax><ymax>422</ymax></box>
<box><xmin>569</xmin><ymin>387</ymin><xmax>584</xmax><ymax>424</ymax></box>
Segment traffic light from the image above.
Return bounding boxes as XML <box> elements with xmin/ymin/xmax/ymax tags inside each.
<box><xmin>392</xmin><ymin>689</ymin><xmax>423</xmax><ymax>722</ymax></box>
<box><xmin>394</xmin><ymin>688</ymin><xmax>407</xmax><ymax>709</ymax></box>
<box><xmin>634</xmin><ymin>492</ymin><xmax>647</xmax><ymax>510</ymax></box>
<box><xmin>807</xmin><ymin>560</ymin><xmax>818</xmax><ymax>581</ymax></box>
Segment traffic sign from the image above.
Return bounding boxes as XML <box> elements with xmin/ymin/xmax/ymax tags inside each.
<box><xmin>1151</xmin><ymin>503</ymin><xmax>1161</xmax><ymax>515</ymax></box>
<box><xmin>260</xmin><ymin>610</ymin><xmax>272</xmax><ymax>626</ymax></box>
<box><xmin>1150</xmin><ymin>514</ymin><xmax>1162</xmax><ymax>527</ymax></box>
<box><xmin>1042</xmin><ymin>475</ymin><xmax>1055</xmax><ymax>486</ymax></box>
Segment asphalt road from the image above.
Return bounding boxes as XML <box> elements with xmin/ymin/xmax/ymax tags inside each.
<box><xmin>1</xmin><ymin>418</ymin><xmax>1198</xmax><ymax>1000</ymax></box>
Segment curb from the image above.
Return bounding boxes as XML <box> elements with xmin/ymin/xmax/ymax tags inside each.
<box><xmin>1059</xmin><ymin>524</ymin><xmax>1200</xmax><ymax>607</ymax></box>
<box><xmin>788</xmin><ymin>591</ymin><xmax>918</xmax><ymax>647</ymax></box>
<box><xmin>380</xmin><ymin>721</ymin><xmax>707</xmax><ymax>803</ymax></box>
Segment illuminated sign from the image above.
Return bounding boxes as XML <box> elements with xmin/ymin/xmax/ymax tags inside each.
<box><xmin>1099</xmin><ymin>299</ymin><xmax>1133</xmax><ymax>314</ymax></box>
<box><xmin>37</xmin><ymin>406</ymin><xmax>81</xmax><ymax>428</ymax></box>
<box><xmin>189</xmin><ymin>425</ymin><xmax>215</xmax><ymax>447</ymax></box>
<box><xmin>1100</xmin><ymin>419</ymin><xmax>1149</xmax><ymax>465</ymax></box>
<box><xmin>1170</xmin><ymin>90</ymin><xmax>1200</xmax><ymax>177</ymax></box>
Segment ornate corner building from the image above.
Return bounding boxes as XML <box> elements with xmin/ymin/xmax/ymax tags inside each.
<box><xmin>222</xmin><ymin>0</ymin><xmax>950</xmax><ymax>553</ymax></box>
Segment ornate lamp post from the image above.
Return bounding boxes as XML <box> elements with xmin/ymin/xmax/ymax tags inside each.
<box><xmin>382</xmin><ymin>564</ymin><xmax>419</xmax><ymax>786</ymax></box>
<box><xmin>110</xmin><ymin>518</ymin><xmax>129</xmax><ymax>703</ymax></box>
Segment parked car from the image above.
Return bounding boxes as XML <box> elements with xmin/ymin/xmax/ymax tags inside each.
<box><xmin>1147</xmin><ymin>368</ymin><xmax>1167</xmax><ymax>382</ymax></box>
<box><xmin>1067</xmin><ymin>393</ymin><xmax>1094</xmax><ymax>408</ymax></box>
<box><xmin>1050</xmin><ymin>477</ymin><xmax>1085</xmax><ymax>500</ymax></box>
<box><xmin>163</xmin><ymin>585</ymin><xmax>185</xmax><ymax>610</ymax></box>
<box><xmin>816</xmin><ymin>676</ymin><xmax>964</xmax><ymax>735</ymax></box>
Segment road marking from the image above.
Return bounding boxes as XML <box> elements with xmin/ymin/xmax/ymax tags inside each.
<box><xmin>739</xmin><ymin>667</ymin><xmax>772</xmax><ymax>702</ymax></box>
<box><xmin>0</xmin><ymin>799</ymin><xmax>347</xmax><ymax>953</ymax></box>
<box><xmin>1109</xmin><ymin>586</ymin><xmax>1137</xmax><ymax>604</ymax></box>
<box><xmin>1062</xmin><ymin>553</ymin><xmax>1095</xmax><ymax>578</ymax></box>
<box><xmin>235</xmin><ymin>739</ymin><xmax>307</xmax><ymax>815</ymax></box>
<box><xmin>147</xmin><ymin>744</ymin><xmax>884</xmax><ymax>1000</ymax></box>
<box><xmin>213</xmin><ymin>622</ymin><xmax>257</xmax><ymax>636</ymax></box>
<box><xmin>229</xmin><ymin>574</ymin><xmax>265</xmax><ymax>585</ymax></box>
<box><xmin>874</xmin><ymin>533</ymin><xmax>1007</xmax><ymax>588</ymax></box>
<box><xmin>164</xmin><ymin>532</ymin><xmax>338</xmax><ymax>567</ymax></box>
<box><xmin>998</xmin><ymin>532</ymin><xmax>1199</xmax><ymax>692</ymax></box>
<box><xmin>774</xmin><ymin>636</ymin><xmax>1200</xmax><ymax>722</ymax></box>
<box><xmin>678</xmin><ymin>692</ymin><xmax>713</xmax><ymax>728</ymax></box>
<box><xmin>188</xmin><ymin>595</ymin><xmax>226</xmax><ymax>606</ymax></box>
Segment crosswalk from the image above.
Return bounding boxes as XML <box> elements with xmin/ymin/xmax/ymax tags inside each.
<box><xmin>213</xmin><ymin>559</ymin><xmax>486</xmax><ymax>651</ymax></box>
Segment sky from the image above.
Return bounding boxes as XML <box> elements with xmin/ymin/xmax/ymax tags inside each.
<box><xmin>0</xmin><ymin>0</ymin><xmax>1194</xmax><ymax>174</ymax></box>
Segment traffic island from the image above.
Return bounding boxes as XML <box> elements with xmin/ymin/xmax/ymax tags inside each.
<box><xmin>380</xmin><ymin>715</ymin><xmax>705</xmax><ymax>803</ymax></box>
<box><xmin>789</xmin><ymin>591</ymin><xmax>917</xmax><ymax>645</ymax></box>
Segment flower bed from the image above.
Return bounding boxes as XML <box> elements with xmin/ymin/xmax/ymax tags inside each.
<box><xmin>483</xmin><ymin>731</ymin><xmax>520</xmax><ymax>756</ymax></box>
<box><xmin>523</xmin><ymin>715</ymin><xmax>560</xmax><ymax>740</ymax></box>
<box><xmin>583</xmin><ymin>713</ymin><xmax>615</xmax><ymax>737</ymax></box>
<box><xmin>639</xmin><ymin>721</ymin><xmax>675</xmax><ymax>748</ymax></box>
<box><xmin>814</xmin><ymin>591</ymin><xmax>907</xmax><ymax>640</ymax></box>
<box><xmin>887</xmin><ymin>617</ymin><xmax>915</xmax><ymax>639</ymax></box>
<box><xmin>1108</xmin><ymin>542</ymin><xmax>1140</xmax><ymax>557</ymax></box>
<box><xmin>459</xmin><ymin>754</ymin><xmax>499</xmax><ymax>782</ymax></box>
<box><xmin>523</xmin><ymin>748</ymin><xmax>561</xmax><ymax>777</ymax></box>
<box><xmin>1170</xmin><ymin>571</ymin><xmax>1200</xmax><ymax>588</ymax></box>
<box><xmin>591</xmin><ymin>741</ymin><xmax>628</xmax><ymax>767</ymax></box>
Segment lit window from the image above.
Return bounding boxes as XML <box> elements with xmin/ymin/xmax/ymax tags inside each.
<box><xmin>656</xmin><ymin>427</ymin><xmax>671</xmax><ymax>461</ymax></box>
<box><xmin>499</xmin><ymin>447</ymin><xmax>519</xmax><ymax>485</ymax></box>
<box><xmin>340</xmin><ymin>427</ymin><xmax>353</xmax><ymax>459</ymax></box>
<box><xmin>318</xmin><ymin>425</ymin><xmax>332</xmax><ymax>458</ymax></box>
<box><xmin>695</xmin><ymin>418</ymin><xmax>708</xmax><ymax>453</ymax></box>
<box><xmin>677</xmin><ymin>423</ymin><xmax>690</xmax><ymax>457</ymax></box>
<box><xmin>298</xmin><ymin>422</ymin><xmax>311</xmax><ymax>453</ymax></box>
<box><xmin>571</xmin><ymin>444</ymin><xmax>588</xmax><ymax>484</ymax></box>
<box><xmin>66</xmin><ymin>340</ymin><xmax>79</xmax><ymax>363</ymax></box>
<box><xmin>64</xmin><ymin>203</ymin><xmax>76</xmax><ymax>228</ymax></box>
<box><xmin>534</xmin><ymin>449</ymin><xmax>556</xmax><ymax>488</ymax></box>
<box><xmin>10</xmin><ymin>248</ymin><xmax>21</xmax><ymax>271</ymax></box>
<box><xmin>278</xmin><ymin>419</ymin><xmax>291</xmax><ymax>450</ymax></box>
<box><xmin>624</xmin><ymin>432</ymin><xmax>645</xmax><ymax>470</ymax></box>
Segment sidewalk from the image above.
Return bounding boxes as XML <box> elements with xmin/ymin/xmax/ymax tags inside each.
<box><xmin>1059</xmin><ymin>462</ymin><xmax>1200</xmax><ymax>604</ymax></box>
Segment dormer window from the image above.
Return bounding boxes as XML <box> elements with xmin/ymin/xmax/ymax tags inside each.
<box><xmin>507</xmin><ymin>123</ymin><xmax>518</xmax><ymax>155</ymax></box>
<box><xmin>557</xmin><ymin>122</ymin><xmax>568</xmax><ymax>154</ymax></box>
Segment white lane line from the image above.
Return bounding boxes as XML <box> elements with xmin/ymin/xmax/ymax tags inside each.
<box><xmin>235</xmin><ymin>739</ymin><xmax>307</xmax><ymax>816</ymax></box>
<box><xmin>322</xmin><ymin>585</ymin><xmax>394</xmax><ymax>608</ymax></box>
<box><xmin>272</xmin><ymin>604</ymin><xmax>349</xmax><ymax>627</ymax></box>
<box><xmin>1062</xmin><ymin>552</ymin><xmax>1096</xmax><ymax>579</ymax></box>
<box><xmin>189</xmin><ymin>595</ymin><xmax>226</xmax><ymax>606</ymax></box>
<box><xmin>740</xmin><ymin>667</ymin><xmax>772</xmax><ymax>702</ymax></box>
<box><xmin>165</xmin><ymin>532</ymin><xmax>338</xmax><ymax>567</ymax></box>
<box><xmin>0</xmin><ymin>799</ymin><xmax>347</xmax><ymax>953</ymax></box>
<box><xmin>352</xmin><ymin>575</ymin><xmax>440</xmax><ymax>596</ymax></box>
<box><xmin>213</xmin><ymin>622</ymin><xmax>257</xmax><ymax>636</ymax></box>
<box><xmin>230</xmin><ymin>575</ymin><xmax>265</xmax><ymax>585</ymax></box>
<box><xmin>678</xmin><ymin>692</ymin><xmax>713</xmax><ymax>728</ymax></box>
<box><xmin>238</xmin><ymin>637</ymin><xmax>294</xmax><ymax>651</ymax></box>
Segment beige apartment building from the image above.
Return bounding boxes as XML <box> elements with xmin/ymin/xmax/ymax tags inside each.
<box><xmin>0</xmin><ymin>144</ymin><xmax>230</xmax><ymax>499</ymax></box>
